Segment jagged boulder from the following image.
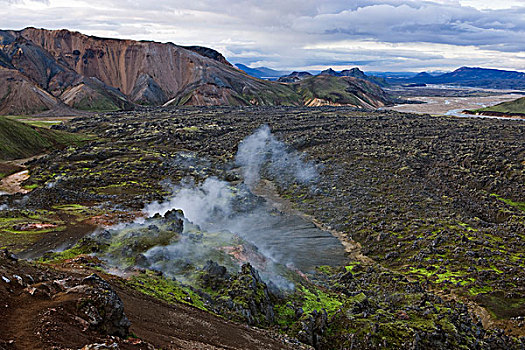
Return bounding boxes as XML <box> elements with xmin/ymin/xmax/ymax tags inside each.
<box><xmin>297</xmin><ymin>309</ymin><xmax>328</xmax><ymax>349</ymax></box>
<box><xmin>76</xmin><ymin>274</ymin><xmax>131</xmax><ymax>337</ymax></box>
<box><xmin>199</xmin><ymin>262</ymin><xmax>275</xmax><ymax>326</ymax></box>
<box><xmin>201</xmin><ymin>260</ymin><xmax>230</xmax><ymax>290</ymax></box>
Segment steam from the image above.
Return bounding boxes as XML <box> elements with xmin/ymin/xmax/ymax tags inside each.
<box><xmin>92</xmin><ymin>126</ymin><xmax>344</xmax><ymax>291</ymax></box>
<box><xmin>144</xmin><ymin>178</ymin><xmax>233</xmax><ymax>224</ymax></box>
<box><xmin>235</xmin><ymin>125</ymin><xmax>318</xmax><ymax>187</ymax></box>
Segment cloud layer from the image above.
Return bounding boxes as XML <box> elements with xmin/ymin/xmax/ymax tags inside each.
<box><xmin>1</xmin><ymin>0</ymin><xmax>524</xmax><ymax>72</ymax></box>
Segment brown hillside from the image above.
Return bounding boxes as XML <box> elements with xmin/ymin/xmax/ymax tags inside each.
<box><xmin>0</xmin><ymin>67</ymin><xmax>61</xmax><ymax>115</ymax></box>
<box><xmin>0</xmin><ymin>27</ymin><xmax>392</xmax><ymax>113</ymax></box>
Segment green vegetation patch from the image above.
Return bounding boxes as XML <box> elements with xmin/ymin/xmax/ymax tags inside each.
<box><xmin>299</xmin><ymin>285</ymin><xmax>343</xmax><ymax>315</ymax></box>
<box><xmin>127</xmin><ymin>271</ymin><xmax>207</xmax><ymax>310</ymax></box>
<box><xmin>0</xmin><ymin>116</ymin><xmax>92</xmax><ymax>160</ymax></box>
<box><xmin>491</xmin><ymin>193</ymin><xmax>525</xmax><ymax>212</ymax></box>
<box><xmin>472</xmin><ymin>97</ymin><xmax>525</xmax><ymax>115</ymax></box>
<box><xmin>476</xmin><ymin>292</ymin><xmax>525</xmax><ymax>319</ymax></box>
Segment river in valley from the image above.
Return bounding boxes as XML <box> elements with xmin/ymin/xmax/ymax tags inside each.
<box><xmin>387</xmin><ymin>88</ymin><xmax>523</xmax><ymax>117</ymax></box>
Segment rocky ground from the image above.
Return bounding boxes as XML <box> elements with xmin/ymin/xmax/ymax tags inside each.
<box><xmin>0</xmin><ymin>106</ymin><xmax>524</xmax><ymax>349</ymax></box>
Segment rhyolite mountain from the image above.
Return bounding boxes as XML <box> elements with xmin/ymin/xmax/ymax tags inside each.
<box><xmin>292</xmin><ymin>75</ymin><xmax>391</xmax><ymax>108</ymax></box>
<box><xmin>391</xmin><ymin>67</ymin><xmax>525</xmax><ymax>89</ymax></box>
<box><xmin>0</xmin><ymin>28</ymin><xmax>392</xmax><ymax>115</ymax></box>
<box><xmin>278</xmin><ymin>67</ymin><xmax>388</xmax><ymax>87</ymax></box>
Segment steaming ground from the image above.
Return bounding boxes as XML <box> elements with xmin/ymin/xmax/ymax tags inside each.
<box><xmin>92</xmin><ymin>125</ymin><xmax>346</xmax><ymax>289</ymax></box>
<box><xmin>144</xmin><ymin>178</ymin><xmax>346</xmax><ymax>271</ymax></box>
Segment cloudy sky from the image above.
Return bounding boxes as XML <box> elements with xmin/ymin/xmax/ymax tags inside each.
<box><xmin>1</xmin><ymin>0</ymin><xmax>524</xmax><ymax>72</ymax></box>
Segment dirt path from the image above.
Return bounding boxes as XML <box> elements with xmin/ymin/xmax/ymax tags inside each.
<box><xmin>252</xmin><ymin>179</ymin><xmax>373</xmax><ymax>265</ymax></box>
<box><xmin>0</xmin><ymin>154</ymin><xmax>47</xmax><ymax>195</ymax></box>
<box><xmin>2</xmin><ymin>293</ymin><xmax>55</xmax><ymax>349</ymax></box>
<box><xmin>111</xmin><ymin>281</ymin><xmax>306</xmax><ymax>350</ymax></box>
<box><xmin>0</xmin><ymin>170</ymin><xmax>30</xmax><ymax>194</ymax></box>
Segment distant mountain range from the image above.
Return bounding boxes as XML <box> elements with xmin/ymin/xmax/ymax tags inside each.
<box><xmin>276</xmin><ymin>67</ymin><xmax>388</xmax><ymax>87</ymax></box>
<box><xmin>0</xmin><ymin>28</ymin><xmax>392</xmax><ymax>115</ymax></box>
<box><xmin>234</xmin><ymin>64</ymin><xmax>289</xmax><ymax>80</ymax></box>
<box><xmin>237</xmin><ymin>65</ymin><xmax>387</xmax><ymax>87</ymax></box>
<box><xmin>238</xmin><ymin>64</ymin><xmax>525</xmax><ymax>91</ymax></box>
<box><xmin>235</xmin><ymin>65</ymin><xmax>393</xmax><ymax>107</ymax></box>
<box><xmin>389</xmin><ymin>67</ymin><xmax>525</xmax><ymax>90</ymax></box>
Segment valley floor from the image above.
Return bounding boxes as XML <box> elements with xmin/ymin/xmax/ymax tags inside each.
<box><xmin>0</xmin><ymin>106</ymin><xmax>524</xmax><ymax>349</ymax></box>
<box><xmin>387</xmin><ymin>87</ymin><xmax>523</xmax><ymax>116</ymax></box>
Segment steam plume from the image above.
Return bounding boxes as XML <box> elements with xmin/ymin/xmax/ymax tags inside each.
<box><xmin>235</xmin><ymin>125</ymin><xmax>318</xmax><ymax>187</ymax></box>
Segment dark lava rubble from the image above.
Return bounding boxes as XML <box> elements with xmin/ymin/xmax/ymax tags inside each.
<box><xmin>1</xmin><ymin>106</ymin><xmax>524</xmax><ymax>349</ymax></box>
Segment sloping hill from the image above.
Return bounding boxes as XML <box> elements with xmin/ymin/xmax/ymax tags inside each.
<box><xmin>467</xmin><ymin>97</ymin><xmax>525</xmax><ymax>118</ymax></box>
<box><xmin>0</xmin><ymin>116</ymin><xmax>89</xmax><ymax>160</ymax></box>
<box><xmin>293</xmin><ymin>75</ymin><xmax>391</xmax><ymax>108</ymax></box>
<box><xmin>0</xmin><ymin>68</ymin><xmax>62</xmax><ymax>115</ymax></box>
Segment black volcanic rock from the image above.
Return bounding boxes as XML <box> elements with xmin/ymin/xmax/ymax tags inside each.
<box><xmin>277</xmin><ymin>71</ymin><xmax>313</xmax><ymax>83</ymax></box>
<box><xmin>320</xmin><ymin>68</ymin><xmax>340</xmax><ymax>76</ymax></box>
<box><xmin>183</xmin><ymin>45</ymin><xmax>232</xmax><ymax>67</ymax></box>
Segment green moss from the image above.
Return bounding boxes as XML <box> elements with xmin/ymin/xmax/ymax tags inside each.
<box><xmin>316</xmin><ymin>265</ymin><xmax>333</xmax><ymax>274</ymax></box>
<box><xmin>0</xmin><ymin>116</ymin><xmax>92</xmax><ymax>160</ymax></box>
<box><xmin>457</xmin><ymin>222</ymin><xmax>478</xmax><ymax>232</ymax></box>
<box><xmin>22</xmin><ymin>184</ymin><xmax>38</xmax><ymax>190</ymax></box>
<box><xmin>52</xmin><ymin>204</ymin><xmax>86</xmax><ymax>211</ymax></box>
<box><xmin>39</xmin><ymin>240</ymin><xmax>99</xmax><ymax>263</ymax></box>
<box><xmin>491</xmin><ymin>193</ymin><xmax>525</xmax><ymax>212</ymax></box>
<box><xmin>407</xmin><ymin>266</ymin><xmax>472</xmax><ymax>286</ymax></box>
<box><xmin>181</xmin><ymin>126</ymin><xmax>199</xmax><ymax>132</ymax></box>
<box><xmin>469</xmin><ymin>285</ymin><xmax>493</xmax><ymax>295</ymax></box>
<box><xmin>299</xmin><ymin>285</ymin><xmax>342</xmax><ymax>315</ymax></box>
<box><xmin>344</xmin><ymin>262</ymin><xmax>361</xmax><ymax>272</ymax></box>
<box><xmin>127</xmin><ymin>272</ymin><xmax>207</xmax><ymax>310</ymax></box>
<box><xmin>274</xmin><ymin>302</ymin><xmax>297</xmax><ymax>327</ymax></box>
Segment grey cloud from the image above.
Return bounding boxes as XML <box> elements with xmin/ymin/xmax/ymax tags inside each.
<box><xmin>292</xmin><ymin>1</ymin><xmax>525</xmax><ymax>52</ymax></box>
<box><xmin>0</xmin><ymin>0</ymin><xmax>49</xmax><ymax>3</ymax></box>
<box><xmin>2</xmin><ymin>0</ymin><xmax>524</xmax><ymax>71</ymax></box>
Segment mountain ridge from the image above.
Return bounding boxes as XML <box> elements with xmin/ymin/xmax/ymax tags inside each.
<box><xmin>391</xmin><ymin>66</ymin><xmax>525</xmax><ymax>89</ymax></box>
<box><xmin>0</xmin><ymin>28</ymin><xmax>392</xmax><ymax>114</ymax></box>
<box><xmin>234</xmin><ymin>64</ymin><xmax>290</xmax><ymax>80</ymax></box>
